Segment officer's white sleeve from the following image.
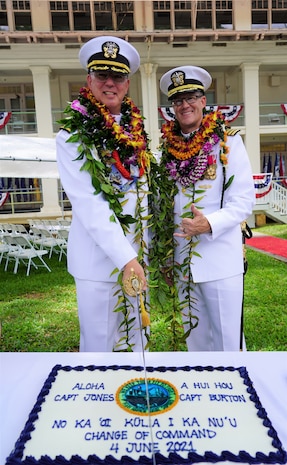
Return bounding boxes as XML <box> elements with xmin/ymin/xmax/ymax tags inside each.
<box><xmin>56</xmin><ymin>130</ymin><xmax>138</xmax><ymax>271</ymax></box>
<box><xmin>205</xmin><ymin>134</ymin><xmax>255</xmax><ymax>241</ymax></box>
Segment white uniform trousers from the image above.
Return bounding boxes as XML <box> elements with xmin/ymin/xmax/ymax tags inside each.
<box><xmin>75</xmin><ymin>279</ymin><xmax>146</xmax><ymax>352</ymax></box>
<box><xmin>181</xmin><ymin>274</ymin><xmax>246</xmax><ymax>351</ymax></box>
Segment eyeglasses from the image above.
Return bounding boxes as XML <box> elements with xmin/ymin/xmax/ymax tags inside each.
<box><xmin>171</xmin><ymin>95</ymin><xmax>203</xmax><ymax>107</ymax></box>
<box><xmin>90</xmin><ymin>71</ymin><xmax>128</xmax><ymax>84</ymax></box>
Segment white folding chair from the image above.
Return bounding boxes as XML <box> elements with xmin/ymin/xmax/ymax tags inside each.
<box><xmin>0</xmin><ymin>223</ymin><xmax>13</xmax><ymax>235</ymax></box>
<box><xmin>35</xmin><ymin>227</ymin><xmax>67</xmax><ymax>260</ymax></box>
<box><xmin>58</xmin><ymin>218</ymin><xmax>71</xmax><ymax>228</ymax></box>
<box><xmin>0</xmin><ymin>235</ymin><xmax>11</xmax><ymax>264</ymax></box>
<box><xmin>4</xmin><ymin>235</ymin><xmax>51</xmax><ymax>276</ymax></box>
<box><xmin>28</xmin><ymin>226</ymin><xmax>44</xmax><ymax>248</ymax></box>
<box><xmin>10</xmin><ymin>223</ymin><xmax>29</xmax><ymax>237</ymax></box>
<box><xmin>56</xmin><ymin>228</ymin><xmax>69</xmax><ymax>261</ymax></box>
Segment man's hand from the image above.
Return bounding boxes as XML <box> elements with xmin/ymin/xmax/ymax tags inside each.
<box><xmin>174</xmin><ymin>204</ymin><xmax>212</xmax><ymax>238</ymax></box>
<box><xmin>122</xmin><ymin>258</ymin><xmax>147</xmax><ymax>291</ymax></box>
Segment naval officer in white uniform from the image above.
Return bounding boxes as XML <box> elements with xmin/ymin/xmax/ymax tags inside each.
<box><xmin>56</xmin><ymin>36</ymin><xmax>151</xmax><ymax>352</ymax></box>
<box><xmin>156</xmin><ymin>65</ymin><xmax>255</xmax><ymax>351</ymax></box>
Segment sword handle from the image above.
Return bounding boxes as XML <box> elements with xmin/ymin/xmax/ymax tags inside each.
<box><xmin>123</xmin><ymin>269</ymin><xmax>150</xmax><ymax>328</ymax></box>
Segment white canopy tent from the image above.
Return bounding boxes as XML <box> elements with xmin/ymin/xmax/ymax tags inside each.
<box><xmin>0</xmin><ymin>135</ymin><xmax>58</xmax><ymax>179</ymax></box>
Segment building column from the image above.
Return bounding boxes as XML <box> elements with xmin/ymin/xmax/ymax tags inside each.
<box><xmin>240</xmin><ymin>63</ymin><xmax>261</xmax><ymax>173</ymax></box>
<box><xmin>139</xmin><ymin>63</ymin><xmax>159</xmax><ymax>153</ymax></box>
<box><xmin>30</xmin><ymin>66</ymin><xmax>62</xmax><ymax>216</ymax></box>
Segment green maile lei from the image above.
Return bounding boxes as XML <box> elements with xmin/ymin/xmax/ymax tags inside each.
<box><xmin>58</xmin><ymin>87</ymin><xmax>153</xmax><ymax>351</ymax></box>
<box><xmin>149</xmin><ymin>111</ymin><xmax>234</xmax><ymax>350</ymax></box>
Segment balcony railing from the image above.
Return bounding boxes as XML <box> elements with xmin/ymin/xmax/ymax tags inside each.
<box><xmin>255</xmin><ymin>176</ymin><xmax>287</xmax><ymax>220</ymax></box>
<box><xmin>0</xmin><ymin>186</ymin><xmax>71</xmax><ymax>215</ymax></box>
<box><xmin>259</xmin><ymin>104</ymin><xmax>287</xmax><ymax>126</ymax></box>
<box><xmin>1</xmin><ymin>178</ymin><xmax>286</xmax><ymax>223</ymax></box>
<box><xmin>1</xmin><ymin>105</ymin><xmax>286</xmax><ymax>135</ymax></box>
<box><xmin>0</xmin><ymin>110</ymin><xmax>64</xmax><ymax>135</ymax></box>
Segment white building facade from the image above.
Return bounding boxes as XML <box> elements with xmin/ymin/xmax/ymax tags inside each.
<box><xmin>0</xmin><ymin>0</ymin><xmax>286</xmax><ymax>219</ymax></box>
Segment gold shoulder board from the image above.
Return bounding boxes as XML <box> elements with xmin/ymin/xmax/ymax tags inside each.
<box><xmin>226</xmin><ymin>128</ymin><xmax>240</xmax><ymax>136</ymax></box>
<box><xmin>60</xmin><ymin>126</ymin><xmax>71</xmax><ymax>133</ymax></box>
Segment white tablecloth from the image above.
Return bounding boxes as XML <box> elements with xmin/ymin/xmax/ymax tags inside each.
<box><xmin>1</xmin><ymin>351</ymin><xmax>287</xmax><ymax>464</ymax></box>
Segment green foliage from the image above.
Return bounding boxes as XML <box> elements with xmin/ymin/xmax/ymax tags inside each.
<box><xmin>0</xmin><ymin>226</ymin><xmax>286</xmax><ymax>352</ymax></box>
<box><xmin>254</xmin><ymin>223</ymin><xmax>287</xmax><ymax>239</ymax></box>
<box><xmin>244</xmin><ymin>248</ymin><xmax>287</xmax><ymax>351</ymax></box>
<box><xmin>0</xmin><ymin>256</ymin><xmax>78</xmax><ymax>352</ymax></box>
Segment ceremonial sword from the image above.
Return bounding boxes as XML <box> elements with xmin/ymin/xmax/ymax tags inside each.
<box><xmin>123</xmin><ymin>270</ymin><xmax>157</xmax><ymax>465</ymax></box>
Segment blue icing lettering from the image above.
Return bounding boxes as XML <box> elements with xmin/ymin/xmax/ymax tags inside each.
<box><xmin>180</xmin><ymin>383</ymin><xmax>188</xmax><ymax>389</ymax></box>
<box><xmin>83</xmin><ymin>393</ymin><xmax>114</xmax><ymax>401</ymax></box>
<box><xmin>193</xmin><ymin>382</ymin><xmax>210</xmax><ymax>388</ymax></box>
<box><xmin>214</xmin><ymin>382</ymin><xmax>233</xmax><ymax>389</ymax></box>
<box><xmin>72</xmin><ymin>382</ymin><xmax>105</xmax><ymax>390</ymax></box>
<box><xmin>52</xmin><ymin>419</ymin><xmax>67</xmax><ymax>428</ymax></box>
<box><xmin>125</xmin><ymin>442</ymin><xmax>160</xmax><ymax>454</ymax></box>
<box><xmin>84</xmin><ymin>430</ymin><xmax>128</xmax><ymax>441</ymax></box>
<box><xmin>75</xmin><ymin>419</ymin><xmax>92</xmax><ymax>428</ymax></box>
<box><xmin>124</xmin><ymin>417</ymin><xmax>160</xmax><ymax>428</ymax></box>
<box><xmin>155</xmin><ymin>429</ymin><xmax>216</xmax><ymax>439</ymax></box>
<box><xmin>54</xmin><ymin>394</ymin><xmax>79</xmax><ymax>401</ymax></box>
<box><xmin>182</xmin><ymin>417</ymin><xmax>200</xmax><ymax>427</ymax></box>
<box><xmin>209</xmin><ymin>394</ymin><xmax>246</xmax><ymax>402</ymax></box>
<box><xmin>208</xmin><ymin>417</ymin><xmax>237</xmax><ymax>428</ymax></box>
<box><xmin>180</xmin><ymin>393</ymin><xmax>202</xmax><ymax>401</ymax></box>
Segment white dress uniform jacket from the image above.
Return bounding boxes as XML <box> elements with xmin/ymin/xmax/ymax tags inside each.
<box><xmin>174</xmin><ymin>132</ymin><xmax>255</xmax><ymax>283</ymax></box>
<box><xmin>56</xmin><ymin>129</ymin><xmax>149</xmax><ymax>283</ymax></box>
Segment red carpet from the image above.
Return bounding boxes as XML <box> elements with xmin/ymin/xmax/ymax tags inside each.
<box><xmin>246</xmin><ymin>235</ymin><xmax>287</xmax><ymax>259</ymax></box>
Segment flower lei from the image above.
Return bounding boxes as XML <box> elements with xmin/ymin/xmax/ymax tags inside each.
<box><xmin>58</xmin><ymin>87</ymin><xmax>152</xmax><ymax>232</ymax></box>
<box><xmin>73</xmin><ymin>87</ymin><xmax>149</xmax><ymax>178</ymax></box>
<box><xmin>161</xmin><ymin>110</ymin><xmax>229</xmax><ymax>187</ymax></box>
<box><xmin>58</xmin><ymin>88</ymin><xmax>153</xmax><ymax>351</ymax></box>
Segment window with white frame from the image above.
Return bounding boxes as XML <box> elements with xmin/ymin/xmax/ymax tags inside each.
<box><xmin>12</xmin><ymin>0</ymin><xmax>32</xmax><ymax>31</ymax></box>
<box><xmin>194</xmin><ymin>1</ymin><xmax>212</xmax><ymax>29</ymax></box>
<box><xmin>115</xmin><ymin>1</ymin><xmax>134</xmax><ymax>30</ymax></box>
<box><xmin>72</xmin><ymin>1</ymin><xmax>91</xmax><ymax>30</ymax></box>
<box><xmin>215</xmin><ymin>0</ymin><xmax>233</xmax><ymax>30</ymax></box>
<box><xmin>0</xmin><ymin>1</ymin><xmax>8</xmax><ymax>31</ymax></box>
<box><xmin>271</xmin><ymin>0</ymin><xmax>287</xmax><ymax>29</ymax></box>
<box><xmin>153</xmin><ymin>1</ymin><xmax>234</xmax><ymax>31</ymax></box>
<box><xmin>174</xmin><ymin>1</ymin><xmax>192</xmax><ymax>29</ymax></box>
<box><xmin>94</xmin><ymin>1</ymin><xmax>113</xmax><ymax>30</ymax></box>
<box><xmin>153</xmin><ymin>1</ymin><xmax>171</xmax><ymax>30</ymax></box>
<box><xmin>50</xmin><ymin>1</ymin><xmax>134</xmax><ymax>32</ymax></box>
<box><xmin>251</xmin><ymin>0</ymin><xmax>269</xmax><ymax>29</ymax></box>
<box><xmin>50</xmin><ymin>1</ymin><xmax>69</xmax><ymax>31</ymax></box>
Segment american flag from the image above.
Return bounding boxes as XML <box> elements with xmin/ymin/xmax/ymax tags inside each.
<box><xmin>279</xmin><ymin>154</ymin><xmax>287</xmax><ymax>188</ymax></box>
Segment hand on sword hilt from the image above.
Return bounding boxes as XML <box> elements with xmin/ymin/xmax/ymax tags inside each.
<box><xmin>123</xmin><ymin>268</ymin><xmax>150</xmax><ymax>328</ymax></box>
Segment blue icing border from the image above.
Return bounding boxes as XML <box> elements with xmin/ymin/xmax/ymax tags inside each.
<box><xmin>5</xmin><ymin>365</ymin><xmax>287</xmax><ymax>465</ymax></box>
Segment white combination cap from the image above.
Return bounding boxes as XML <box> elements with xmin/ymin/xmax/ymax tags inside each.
<box><xmin>79</xmin><ymin>35</ymin><xmax>140</xmax><ymax>75</ymax></box>
<box><xmin>160</xmin><ymin>65</ymin><xmax>212</xmax><ymax>100</ymax></box>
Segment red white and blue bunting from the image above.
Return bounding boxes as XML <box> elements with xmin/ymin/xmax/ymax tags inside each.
<box><xmin>0</xmin><ymin>112</ymin><xmax>11</xmax><ymax>129</ymax></box>
<box><xmin>159</xmin><ymin>105</ymin><xmax>243</xmax><ymax>123</ymax></box>
<box><xmin>253</xmin><ymin>173</ymin><xmax>273</xmax><ymax>199</ymax></box>
<box><xmin>0</xmin><ymin>191</ymin><xmax>9</xmax><ymax>207</ymax></box>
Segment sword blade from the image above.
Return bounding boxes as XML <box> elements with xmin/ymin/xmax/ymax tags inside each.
<box><xmin>135</xmin><ymin>291</ymin><xmax>157</xmax><ymax>465</ymax></box>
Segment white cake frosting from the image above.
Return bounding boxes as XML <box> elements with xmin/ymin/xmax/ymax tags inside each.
<box><xmin>6</xmin><ymin>365</ymin><xmax>287</xmax><ymax>465</ymax></box>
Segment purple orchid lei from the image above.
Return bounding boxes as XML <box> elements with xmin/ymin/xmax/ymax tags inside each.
<box><xmin>165</xmin><ymin>132</ymin><xmax>221</xmax><ymax>187</ymax></box>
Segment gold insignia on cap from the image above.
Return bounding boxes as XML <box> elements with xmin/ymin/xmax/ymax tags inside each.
<box><xmin>102</xmin><ymin>41</ymin><xmax>119</xmax><ymax>59</ymax></box>
<box><xmin>171</xmin><ymin>71</ymin><xmax>185</xmax><ymax>88</ymax></box>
